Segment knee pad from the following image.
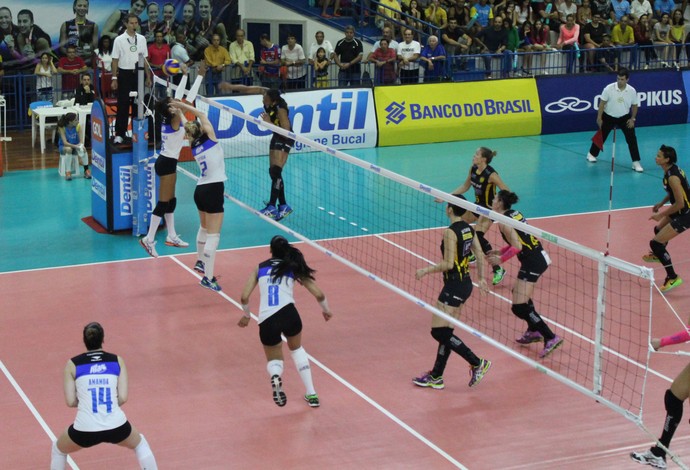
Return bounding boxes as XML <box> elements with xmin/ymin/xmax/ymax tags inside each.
<box><xmin>431</xmin><ymin>327</ymin><xmax>453</xmax><ymax>344</ymax></box>
<box><xmin>269</xmin><ymin>165</ymin><xmax>282</xmax><ymax>180</ymax></box>
<box><xmin>511</xmin><ymin>303</ymin><xmax>531</xmax><ymax>321</ymax></box>
<box><xmin>153</xmin><ymin>200</ymin><xmax>168</xmax><ymax>217</ymax></box>
<box><xmin>167</xmin><ymin>197</ymin><xmax>177</xmax><ymax>213</ymax></box>
<box><xmin>650</xmin><ymin>239</ymin><xmax>665</xmax><ymax>254</ymax></box>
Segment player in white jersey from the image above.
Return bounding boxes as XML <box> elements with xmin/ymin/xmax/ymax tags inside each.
<box><xmin>173</xmin><ymin>100</ymin><xmax>226</xmax><ymax>292</ymax></box>
<box><xmin>139</xmin><ymin>96</ymin><xmax>190</xmax><ymax>258</ymax></box>
<box><xmin>51</xmin><ymin>322</ymin><xmax>157</xmax><ymax>470</ymax></box>
<box><xmin>239</xmin><ymin>235</ymin><xmax>333</xmax><ymax>408</ymax></box>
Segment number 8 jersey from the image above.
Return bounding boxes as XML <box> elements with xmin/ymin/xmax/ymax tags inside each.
<box><xmin>72</xmin><ymin>351</ymin><xmax>127</xmax><ymax>432</ymax></box>
<box><xmin>257</xmin><ymin>259</ymin><xmax>296</xmax><ymax>324</ymax></box>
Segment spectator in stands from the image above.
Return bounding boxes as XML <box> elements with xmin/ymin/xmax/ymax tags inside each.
<box><xmin>141</xmin><ymin>2</ymin><xmax>163</xmax><ymax>44</ymax></box>
<box><xmin>577</xmin><ymin>0</ymin><xmax>593</xmax><ymax>26</ymax></box>
<box><xmin>471</xmin><ymin>0</ymin><xmax>494</xmax><ymax>28</ymax></box>
<box><xmin>633</xmin><ymin>13</ymin><xmax>655</xmax><ymax>68</ymax></box>
<box><xmin>58</xmin><ymin>45</ymin><xmax>88</xmax><ymax>99</ymax></box>
<box><xmin>612</xmin><ymin>14</ymin><xmax>635</xmax><ymax>46</ymax></box>
<box><xmin>377</xmin><ymin>0</ymin><xmax>402</xmax><ymax>34</ymax></box>
<box><xmin>229</xmin><ymin>28</ymin><xmax>254</xmax><ymax>86</ymax></box>
<box><xmin>59</xmin><ymin>0</ymin><xmax>97</xmax><ymax>61</ymax></box>
<box><xmin>102</xmin><ymin>0</ymin><xmax>146</xmax><ymax>40</ymax></box>
<box><xmin>333</xmin><ymin>25</ymin><xmax>363</xmax><ymax>86</ymax></box>
<box><xmin>442</xmin><ymin>17</ymin><xmax>473</xmax><ymax>70</ymax></box>
<box><xmin>515</xmin><ymin>0</ymin><xmax>533</xmax><ymax>25</ymax></box>
<box><xmin>406</xmin><ymin>0</ymin><xmax>425</xmax><ymax>39</ymax></box>
<box><xmin>449</xmin><ymin>0</ymin><xmax>472</xmax><ymax>26</ymax></box>
<box><xmin>426</xmin><ymin>0</ymin><xmax>450</xmax><ymax>31</ymax></box>
<box><xmin>495</xmin><ymin>1</ymin><xmax>517</xmax><ymax>23</ymax></box>
<box><xmin>259</xmin><ymin>33</ymin><xmax>281</xmax><ymax>89</ymax></box>
<box><xmin>594</xmin><ymin>33</ymin><xmax>620</xmax><ymax>71</ymax></box>
<box><xmin>556</xmin><ymin>13</ymin><xmax>579</xmax><ymax>73</ymax></box>
<box><xmin>517</xmin><ymin>21</ymin><xmax>534</xmax><ymax>74</ymax></box>
<box><xmin>653</xmin><ymin>12</ymin><xmax>673</xmax><ymax>67</ymax></box>
<box><xmin>161</xmin><ymin>2</ymin><xmax>180</xmax><ymax>45</ymax></box>
<box><xmin>204</xmin><ymin>33</ymin><xmax>231</xmax><ymax>96</ymax></box>
<box><xmin>504</xmin><ymin>18</ymin><xmax>521</xmax><ymax>75</ymax></box>
<box><xmin>670</xmin><ymin>9</ymin><xmax>684</xmax><ymax>69</ymax></box>
<box><xmin>94</xmin><ymin>35</ymin><xmax>113</xmax><ymax>72</ymax></box>
<box><xmin>397</xmin><ymin>28</ymin><xmax>421</xmax><ymax>84</ymax></box>
<box><xmin>313</xmin><ymin>47</ymin><xmax>330</xmax><ymax>88</ymax></box>
<box><xmin>539</xmin><ymin>0</ymin><xmax>561</xmax><ymax>36</ymax></box>
<box><xmin>170</xmin><ymin>28</ymin><xmax>193</xmax><ymax>85</ymax></box>
<box><xmin>557</xmin><ymin>0</ymin><xmax>578</xmax><ymax>24</ymax></box>
<box><xmin>281</xmin><ymin>33</ymin><xmax>306</xmax><ymax>90</ymax></box>
<box><xmin>420</xmin><ymin>35</ymin><xmax>447</xmax><ymax>81</ymax></box>
<box><xmin>475</xmin><ymin>16</ymin><xmax>509</xmax><ymax>78</ymax></box>
<box><xmin>630</xmin><ymin>0</ymin><xmax>652</xmax><ymax>22</ymax></box>
<box><xmin>582</xmin><ymin>13</ymin><xmax>608</xmax><ymax>71</ymax></box>
<box><xmin>75</xmin><ymin>72</ymin><xmax>95</xmax><ymax>105</ymax></box>
<box><xmin>15</xmin><ymin>9</ymin><xmax>51</xmax><ymax>69</ymax></box>
<box><xmin>654</xmin><ymin>0</ymin><xmax>676</xmax><ymax>19</ymax></box>
<box><xmin>148</xmin><ymin>31</ymin><xmax>171</xmax><ymax>79</ymax></box>
<box><xmin>34</xmin><ymin>52</ymin><xmax>56</xmax><ymax>102</ymax></box>
<box><xmin>308</xmin><ymin>30</ymin><xmax>334</xmax><ymax>65</ymax></box>
<box><xmin>528</xmin><ymin>18</ymin><xmax>550</xmax><ymax>71</ymax></box>
<box><xmin>370</xmin><ymin>37</ymin><xmax>397</xmax><ymax>84</ymax></box>
<box><xmin>591</xmin><ymin>0</ymin><xmax>612</xmax><ymax>20</ymax></box>
<box><xmin>321</xmin><ymin>0</ymin><xmax>342</xmax><ymax>19</ymax></box>
<box><xmin>367</xmin><ymin>25</ymin><xmax>399</xmax><ymax>62</ymax></box>
<box><xmin>610</xmin><ymin>0</ymin><xmax>631</xmax><ymax>22</ymax></box>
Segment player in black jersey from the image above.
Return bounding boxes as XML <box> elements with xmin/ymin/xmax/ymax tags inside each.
<box><xmin>487</xmin><ymin>190</ymin><xmax>564</xmax><ymax>358</ymax></box>
<box><xmin>414</xmin><ymin>195</ymin><xmax>492</xmax><ymax>389</ymax></box>
<box><xmin>643</xmin><ymin>145</ymin><xmax>690</xmax><ymax>293</ymax></box>
<box><xmin>449</xmin><ymin>147</ymin><xmax>510</xmax><ymax>286</ymax></box>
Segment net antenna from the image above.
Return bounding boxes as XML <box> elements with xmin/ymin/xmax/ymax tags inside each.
<box><xmin>171</xmin><ymin>87</ymin><xmax>679</xmax><ymax>465</ymax></box>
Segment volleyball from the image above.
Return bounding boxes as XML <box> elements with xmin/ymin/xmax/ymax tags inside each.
<box><xmin>162</xmin><ymin>59</ymin><xmax>181</xmax><ymax>76</ymax></box>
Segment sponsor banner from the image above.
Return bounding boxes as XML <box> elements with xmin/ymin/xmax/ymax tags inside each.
<box><xmin>91</xmin><ymin>177</ymin><xmax>106</xmax><ymax>201</ymax></box>
<box><xmin>375</xmin><ymin>80</ymin><xmax>542</xmax><ymax>146</ymax></box>
<box><xmin>684</xmin><ymin>71</ymin><xmax>690</xmax><ymax>123</ymax></box>
<box><xmin>118</xmin><ymin>163</ymin><xmax>156</xmax><ymax>217</ymax></box>
<box><xmin>90</xmin><ymin>100</ymin><xmax>110</xmax><ymax>230</ymax></box>
<box><xmin>197</xmin><ymin>88</ymin><xmax>378</xmax><ymax>157</ymax></box>
<box><xmin>91</xmin><ymin>150</ymin><xmax>105</xmax><ymax>173</ymax></box>
<box><xmin>538</xmin><ymin>71</ymin><xmax>687</xmax><ymax>134</ymax></box>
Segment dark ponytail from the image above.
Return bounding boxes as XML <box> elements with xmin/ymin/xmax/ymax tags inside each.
<box><xmin>496</xmin><ymin>190</ymin><xmax>519</xmax><ymax>210</ymax></box>
<box><xmin>83</xmin><ymin>322</ymin><xmax>104</xmax><ymax>350</ymax></box>
<box><xmin>269</xmin><ymin>235</ymin><xmax>316</xmax><ymax>283</ymax></box>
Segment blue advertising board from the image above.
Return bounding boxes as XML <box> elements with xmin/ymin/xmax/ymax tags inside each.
<box><xmin>537</xmin><ymin>71</ymin><xmax>688</xmax><ymax>134</ymax></box>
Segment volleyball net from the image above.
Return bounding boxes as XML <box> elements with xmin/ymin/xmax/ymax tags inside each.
<box><xmin>165</xmin><ymin>79</ymin><xmax>660</xmax><ymax>447</ymax></box>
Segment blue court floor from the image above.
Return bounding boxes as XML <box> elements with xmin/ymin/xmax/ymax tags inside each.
<box><xmin>1</xmin><ymin>123</ymin><xmax>688</xmax><ymax>273</ymax></box>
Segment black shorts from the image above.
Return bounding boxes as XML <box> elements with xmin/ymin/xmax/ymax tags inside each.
<box><xmin>438</xmin><ymin>278</ymin><xmax>473</xmax><ymax>307</ymax></box>
<box><xmin>155</xmin><ymin>155</ymin><xmax>178</xmax><ymax>176</ymax></box>
<box><xmin>517</xmin><ymin>250</ymin><xmax>549</xmax><ymax>283</ymax></box>
<box><xmin>270</xmin><ymin>134</ymin><xmax>294</xmax><ymax>153</ymax></box>
<box><xmin>194</xmin><ymin>182</ymin><xmax>225</xmax><ymax>213</ymax></box>
<box><xmin>670</xmin><ymin>211</ymin><xmax>690</xmax><ymax>234</ymax></box>
<box><xmin>259</xmin><ymin>303</ymin><xmax>302</xmax><ymax>346</ymax></box>
<box><xmin>68</xmin><ymin>421</ymin><xmax>132</xmax><ymax>448</ymax></box>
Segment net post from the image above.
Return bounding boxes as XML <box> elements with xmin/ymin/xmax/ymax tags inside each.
<box><xmin>593</xmin><ymin>260</ymin><xmax>608</xmax><ymax>396</ymax></box>
<box><xmin>131</xmin><ymin>53</ymin><xmax>150</xmax><ymax>236</ymax></box>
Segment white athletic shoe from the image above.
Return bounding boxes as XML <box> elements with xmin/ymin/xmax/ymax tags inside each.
<box><xmin>165</xmin><ymin>235</ymin><xmax>189</xmax><ymax>247</ymax></box>
<box><xmin>113</xmin><ymin>136</ymin><xmax>124</xmax><ymax>144</ymax></box>
<box><xmin>632</xmin><ymin>161</ymin><xmax>644</xmax><ymax>172</ymax></box>
<box><xmin>139</xmin><ymin>237</ymin><xmax>159</xmax><ymax>258</ymax></box>
<box><xmin>586</xmin><ymin>153</ymin><xmax>597</xmax><ymax>163</ymax></box>
<box><xmin>630</xmin><ymin>449</ymin><xmax>666</xmax><ymax>469</ymax></box>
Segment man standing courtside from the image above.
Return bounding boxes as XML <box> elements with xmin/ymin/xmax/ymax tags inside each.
<box><xmin>111</xmin><ymin>13</ymin><xmax>152</xmax><ymax>144</ymax></box>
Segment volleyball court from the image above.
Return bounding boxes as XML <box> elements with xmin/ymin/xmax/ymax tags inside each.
<box><xmin>2</xmin><ymin>77</ymin><xmax>690</xmax><ymax>467</ymax></box>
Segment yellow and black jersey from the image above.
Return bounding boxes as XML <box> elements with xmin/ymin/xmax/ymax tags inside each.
<box><xmin>502</xmin><ymin>209</ymin><xmax>542</xmax><ymax>260</ymax></box>
<box><xmin>663</xmin><ymin>164</ymin><xmax>690</xmax><ymax>215</ymax></box>
<box><xmin>441</xmin><ymin>221</ymin><xmax>474</xmax><ymax>282</ymax></box>
<box><xmin>264</xmin><ymin>102</ymin><xmax>292</xmax><ymax>133</ymax></box>
<box><xmin>470</xmin><ymin>164</ymin><xmax>498</xmax><ymax>208</ymax></box>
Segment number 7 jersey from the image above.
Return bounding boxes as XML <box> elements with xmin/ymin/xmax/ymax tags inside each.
<box><xmin>257</xmin><ymin>259</ymin><xmax>296</xmax><ymax>324</ymax></box>
<box><xmin>72</xmin><ymin>351</ymin><xmax>127</xmax><ymax>432</ymax></box>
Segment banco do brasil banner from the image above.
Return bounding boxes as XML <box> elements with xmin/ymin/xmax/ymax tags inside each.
<box><xmin>375</xmin><ymin>79</ymin><xmax>542</xmax><ymax>146</ymax></box>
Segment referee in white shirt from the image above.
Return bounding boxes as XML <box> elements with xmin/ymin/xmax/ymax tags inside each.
<box><xmin>111</xmin><ymin>13</ymin><xmax>152</xmax><ymax>144</ymax></box>
<box><xmin>586</xmin><ymin>68</ymin><xmax>643</xmax><ymax>172</ymax></box>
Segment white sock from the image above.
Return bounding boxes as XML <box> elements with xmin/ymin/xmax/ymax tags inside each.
<box><xmin>196</xmin><ymin>227</ymin><xmax>207</xmax><ymax>261</ymax></box>
<box><xmin>50</xmin><ymin>441</ymin><xmax>67</xmax><ymax>470</ymax></box>
<box><xmin>267</xmin><ymin>359</ymin><xmax>284</xmax><ymax>378</ymax></box>
<box><xmin>203</xmin><ymin>233</ymin><xmax>220</xmax><ymax>279</ymax></box>
<box><xmin>164</xmin><ymin>212</ymin><xmax>177</xmax><ymax>239</ymax></box>
<box><xmin>291</xmin><ymin>347</ymin><xmax>315</xmax><ymax>395</ymax></box>
<box><xmin>146</xmin><ymin>214</ymin><xmax>161</xmax><ymax>242</ymax></box>
<box><xmin>134</xmin><ymin>434</ymin><xmax>158</xmax><ymax>470</ymax></box>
